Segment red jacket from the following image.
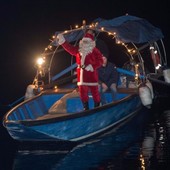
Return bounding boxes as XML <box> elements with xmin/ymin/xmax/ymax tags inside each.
<box><xmin>62</xmin><ymin>41</ymin><xmax>103</xmax><ymax>86</ymax></box>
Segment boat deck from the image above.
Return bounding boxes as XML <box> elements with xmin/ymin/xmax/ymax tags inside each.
<box><xmin>36</xmin><ymin>88</ymin><xmax>138</xmax><ymax>121</ymax></box>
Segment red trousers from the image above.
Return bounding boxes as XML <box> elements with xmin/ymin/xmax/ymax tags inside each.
<box><xmin>79</xmin><ymin>85</ymin><xmax>100</xmax><ymax>103</ymax></box>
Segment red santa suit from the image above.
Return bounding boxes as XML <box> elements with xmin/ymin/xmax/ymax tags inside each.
<box><xmin>57</xmin><ymin>33</ymin><xmax>103</xmax><ymax>108</ymax></box>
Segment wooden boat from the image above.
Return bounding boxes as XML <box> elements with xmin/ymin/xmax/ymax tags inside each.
<box><xmin>3</xmin><ymin>15</ymin><xmax>168</xmax><ymax>142</ymax></box>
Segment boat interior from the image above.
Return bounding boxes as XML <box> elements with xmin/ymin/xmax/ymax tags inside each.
<box><xmin>5</xmin><ymin>84</ymin><xmax>138</xmax><ymax>122</ymax></box>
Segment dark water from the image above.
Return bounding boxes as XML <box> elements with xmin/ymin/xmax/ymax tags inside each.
<box><xmin>0</xmin><ymin>98</ymin><xmax>170</xmax><ymax>170</ymax></box>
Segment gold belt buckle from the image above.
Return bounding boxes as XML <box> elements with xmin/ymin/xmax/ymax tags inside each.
<box><xmin>81</xmin><ymin>65</ymin><xmax>85</xmax><ymax>69</ymax></box>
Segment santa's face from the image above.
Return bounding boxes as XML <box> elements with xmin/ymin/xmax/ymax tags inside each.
<box><xmin>79</xmin><ymin>38</ymin><xmax>94</xmax><ymax>49</ymax></box>
<box><xmin>79</xmin><ymin>37</ymin><xmax>95</xmax><ymax>56</ymax></box>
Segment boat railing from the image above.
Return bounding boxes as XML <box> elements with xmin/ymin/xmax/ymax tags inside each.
<box><xmin>7</xmin><ymin>65</ymin><xmax>140</xmax><ymax>109</ymax></box>
<box><xmin>7</xmin><ymin>96</ymin><xmax>25</xmax><ymax>108</ymax></box>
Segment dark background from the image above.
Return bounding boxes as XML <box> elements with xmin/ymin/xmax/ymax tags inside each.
<box><xmin>0</xmin><ymin>0</ymin><xmax>169</xmax><ymax>105</ymax></box>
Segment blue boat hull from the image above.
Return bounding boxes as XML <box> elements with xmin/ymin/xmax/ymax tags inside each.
<box><xmin>3</xmin><ymin>90</ymin><xmax>142</xmax><ymax>142</ymax></box>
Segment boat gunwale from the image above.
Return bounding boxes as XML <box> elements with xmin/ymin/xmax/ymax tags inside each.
<box><xmin>2</xmin><ymin>88</ymin><xmax>75</xmax><ymax>125</ymax></box>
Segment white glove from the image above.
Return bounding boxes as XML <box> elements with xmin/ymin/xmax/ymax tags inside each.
<box><xmin>85</xmin><ymin>64</ymin><xmax>94</xmax><ymax>72</ymax></box>
<box><xmin>57</xmin><ymin>34</ymin><xmax>65</xmax><ymax>45</ymax></box>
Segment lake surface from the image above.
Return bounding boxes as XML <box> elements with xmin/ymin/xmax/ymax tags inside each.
<box><xmin>0</xmin><ymin>98</ymin><xmax>170</xmax><ymax>170</ymax></box>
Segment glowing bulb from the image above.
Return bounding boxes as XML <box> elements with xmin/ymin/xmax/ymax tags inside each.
<box><xmin>48</xmin><ymin>45</ymin><xmax>52</xmax><ymax>49</ymax></box>
<box><xmin>116</xmin><ymin>40</ymin><xmax>121</xmax><ymax>44</ymax></box>
<box><xmin>133</xmin><ymin>50</ymin><xmax>136</xmax><ymax>53</ymax></box>
<box><xmin>154</xmin><ymin>50</ymin><xmax>157</xmax><ymax>54</ymax></box>
<box><xmin>156</xmin><ymin>64</ymin><xmax>161</xmax><ymax>70</ymax></box>
<box><xmin>37</xmin><ymin>57</ymin><xmax>45</xmax><ymax>66</ymax></box>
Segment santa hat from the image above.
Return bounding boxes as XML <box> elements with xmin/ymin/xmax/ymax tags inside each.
<box><xmin>82</xmin><ymin>33</ymin><xmax>94</xmax><ymax>41</ymax></box>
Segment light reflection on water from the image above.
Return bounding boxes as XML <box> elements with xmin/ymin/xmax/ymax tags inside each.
<box><xmin>1</xmin><ymin>107</ymin><xmax>170</xmax><ymax>170</ymax></box>
<box><xmin>141</xmin><ymin>109</ymin><xmax>170</xmax><ymax>170</ymax></box>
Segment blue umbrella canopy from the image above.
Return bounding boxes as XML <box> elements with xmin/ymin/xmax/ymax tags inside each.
<box><xmin>54</xmin><ymin>15</ymin><xmax>163</xmax><ymax>45</ymax></box>
<box><xmin>94</xmin><ymin>15</ymin><xmax>164</xmax><ymax>43</ymax></box>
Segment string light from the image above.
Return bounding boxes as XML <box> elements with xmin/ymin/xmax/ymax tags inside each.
<box><xmin>139</xmin><ymin>154</ymin><xmax>146</xmax><ymax>170</ymax></box>
<box><xmin>101</xmin><ymin>27</ymin><xmax>104</xmax><ymax>31</ymax></box>
<box><xmin>42</xmin><ymin>20</ymin><xmax>138</xmax><ymax>64</ymax></box>
<box><xmin>154</xmin><ymin>50</ymin><xmax>157</xmax><ymax>54</ymax></box>
<box><xmin>35</xmin><ymin>19</ymin><xmax>144</xmax><ymax>88</ymax></box>
<box><xmin>89</xmin><ymin>25</ymin><xmax>94</xmax><ymax>28</ymax></box>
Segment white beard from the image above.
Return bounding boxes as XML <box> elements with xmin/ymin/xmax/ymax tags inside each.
<box><xmin>79</xmin><ymin>38</ymin><xmax>96</xmax><ymax>57</ymax></box>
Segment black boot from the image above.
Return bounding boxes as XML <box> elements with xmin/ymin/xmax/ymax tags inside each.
<box><xmin>83</xmin><ymin>102</ymin><xmax>89</xmax><ymax>111</ymax></box>
<box><xmin>94</xmin><ymin>102</ymin><xmax>100</xmax><ymax>108</ymax></box>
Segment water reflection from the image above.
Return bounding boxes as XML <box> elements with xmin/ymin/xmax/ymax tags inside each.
<box><xmin>141</xmin><ymin>109</ymin><xmax>170</xmax><ymax>170</ymax></box>
<box><xmin>13</xmin><ymin>108</ymin><xmax>151</xmax><ymax>170</ymax></box>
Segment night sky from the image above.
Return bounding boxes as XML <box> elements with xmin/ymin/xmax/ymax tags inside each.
<box><xmin>0</xmin><ymin>0</ymin><xmax>169</xmax><ymax>105</ymax></box>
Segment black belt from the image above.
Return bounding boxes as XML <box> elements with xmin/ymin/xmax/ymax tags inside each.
<box><xmin>78</xmin><ymin>65</ymin><xmax>86</xmax><ymax>69</ymax></box>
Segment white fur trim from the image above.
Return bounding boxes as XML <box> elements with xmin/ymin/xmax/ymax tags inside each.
<box><xmin>79</xmin><ymin>66</ymin><xmax>83</xmax><ymax>85</ymax></box>
<box><xmin>78</xmin><ymin>68</ymin><xmax>97</xmax><ymax>86</ymax></box>
<box><xmin>77</xmin><ymin>82</ymin><xmax>99</xmax><ymax>86</ymax></box>
<box><xmin>85</xmin><ymin>64</ymin><xmax>94</xmax><ymax>72</ymax></box>
<box><xmin>57</xmin><ymin>34</ymin><xmax>65</xmax><ymax>45</ymax></box>
<box><xmin>82</xmin><ymin>37</ymin><xmax>92</xmax><ymax>41</ymax></box>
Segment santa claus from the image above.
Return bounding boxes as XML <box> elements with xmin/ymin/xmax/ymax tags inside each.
<box><xmin>57</xmin><ymin>30</ymin><xmax>103</xmax><ymax>110</ymax></box>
